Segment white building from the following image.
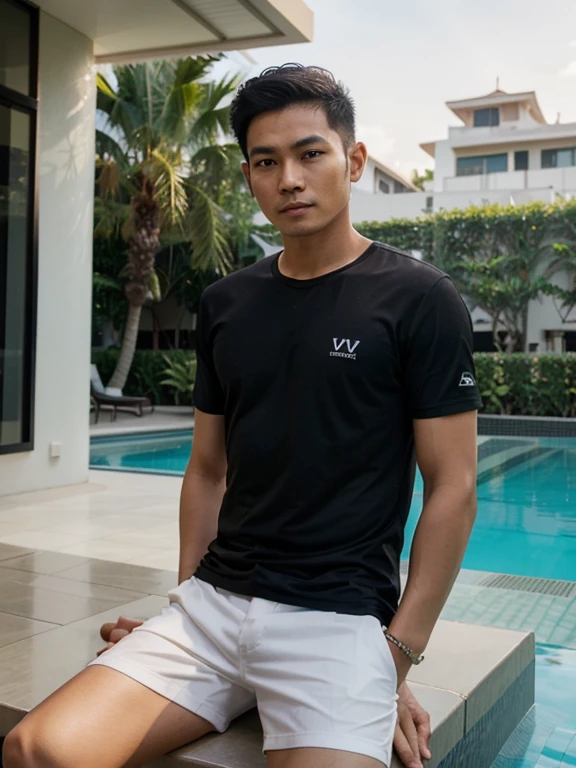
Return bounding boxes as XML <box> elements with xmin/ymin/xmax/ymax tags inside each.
<box><xmin>0</xmin><ymin>0</ymin><xmax>313</xmax><ymax>496</ymax></box>
<box><xmin>423</xmin><ymin>89</ymin><xmax>576</xmax><ymax>206</ymax></box>
<box><xmin>351</xmin><ymin>88</ymin><xmax>576</xmax><ymax>223</ymax></box>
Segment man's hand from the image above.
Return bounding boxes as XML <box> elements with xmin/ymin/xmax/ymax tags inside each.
<box><xmin>96</xmin><ymin>616</ymin><xmax>143</xmax><ymax>657</ymax></box>
<box><xmin>394</xmin><ymin>683</ymin><xmax>432</xmax><ymax>768</ymax></box>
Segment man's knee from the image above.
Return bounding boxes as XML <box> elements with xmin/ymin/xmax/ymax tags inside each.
<box><xmin>3</xmin><ymin>723</ymin><xmax>65</xmax><ymax>768</ymax></box>
<box><xmin>3</xmin><ymin>726</ymin><xmax>31</xmax><ymax>768</ymax></box>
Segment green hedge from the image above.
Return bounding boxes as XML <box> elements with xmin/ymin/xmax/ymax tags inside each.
<box><xmin>475</xmin><ymin>353</ymin><xmax>576</xmax><ymax>417</ymax></box>
<box><xmin>92</xmin><ymin>349</ymin><xmax>196</xmax><ymax>406</ymax></box>
<box><xmin>92</xmin><ymin>350</ymin><xmax>576</xmax><ymax>416</ymax></box>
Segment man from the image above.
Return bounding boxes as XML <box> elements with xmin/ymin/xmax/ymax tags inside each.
<box><xmin>3</xmin><ymin>64</ymin><xmax>480</xmax><ymax>768</ymax></box>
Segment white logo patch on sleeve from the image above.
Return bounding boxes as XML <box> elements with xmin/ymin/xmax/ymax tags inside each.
<box><xmin>459</xmin><ymin>372</ymin><xmax>476</xmax><ymax>387</ymax></box>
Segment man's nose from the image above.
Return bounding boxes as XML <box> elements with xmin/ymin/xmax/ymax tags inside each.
<box><xmin>278</xmin><ymin>161</ymin><xmax>305</xmax><ymax>193</ymax></box>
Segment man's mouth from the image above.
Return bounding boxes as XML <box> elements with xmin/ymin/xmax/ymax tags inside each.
<box><xmin>280</xmin><ymin>202</ymin><xmax>313</xmax><ymax>216</ymax></box>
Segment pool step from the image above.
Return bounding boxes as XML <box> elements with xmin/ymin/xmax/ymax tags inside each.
<box><xmin>535</xmin><ymin>727</ymin><xmax>576</xmax><ymax>767</ymax></box>
<box><xmin>476</xmin><ymin>574</ymin><xmax>576</xmax><ymax>599</ymax></box>
<box><xmin>477</xmin><ymin>445</ymin><xmax>557</xmax><ymax>485</ymax></box>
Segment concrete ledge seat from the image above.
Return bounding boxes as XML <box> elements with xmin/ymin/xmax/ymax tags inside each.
<box><xmin>0</xmin><ymin>582</ymin><xmax>534</xmax><ymax>768</ymax></box>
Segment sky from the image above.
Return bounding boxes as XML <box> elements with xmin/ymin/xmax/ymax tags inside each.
<box><xmin>214</xmin><ymin>0</ymin><xmax>576</xmax><ymax>182</ymax></box>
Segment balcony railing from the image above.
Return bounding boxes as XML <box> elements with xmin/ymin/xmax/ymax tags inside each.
<box><xmin>443</xmin><ymin>166</ymin><xmax>576</xmax><ymax>193</ymax></box>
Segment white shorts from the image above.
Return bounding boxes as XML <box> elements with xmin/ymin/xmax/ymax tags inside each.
<box><xmin>89</xmin><ymin>576</ymin><xmax>398</xmax><ymax>765</ymax></box>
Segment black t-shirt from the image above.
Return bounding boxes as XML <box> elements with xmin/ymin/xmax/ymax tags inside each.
<box><xmin>193</xmin><ymin>242</ymin><xmax>482</xmax><ymax>625</ymax></box>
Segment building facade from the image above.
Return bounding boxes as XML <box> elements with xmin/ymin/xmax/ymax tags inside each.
<box><xmin>422</xmin><ymin>89</ymin><xmax>576</xmax><ymax>205</ymax></box>
<box><xmin>0</xmin><ymin>0</ymin><xmax>313</xmax><ymax>496</ymax></box>
<box><xmin>351</xmin><ymin>89</ymin><xmax>576</xmax><ymax>223</ymax></box>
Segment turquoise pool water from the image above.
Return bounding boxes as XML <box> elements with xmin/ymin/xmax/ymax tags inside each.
<box><xmin>90</xmin><ymin>431</ymin><xmax>576</xmax><ymax>765</ymax></box>
<box><xmin>494</xmin><ymin>644</ymin><xmax>576</xmax><ymax>767</ymax></box>
<box><xmin>403</xmin><ymin>440</ymin><xmax>576</xmax><ymax>581</ymax></box>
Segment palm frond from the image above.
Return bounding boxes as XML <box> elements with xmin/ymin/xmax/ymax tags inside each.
<box><xmin>93</xmin><ymin>272</ymin><xmax>122</xmax><ymax>291</ymax></box>
<box><xmin>187</xmin><ymin>185</ymin><xmax>233</xmax><ymax>274</ymax></box>
<box><xmin>96</xmin><ymin>72</ymin><xmax>118</xmax><ymax>115</ymax></box>
<box><xmin>149</xmin><ymin>269</ymin><xmax>162</xmax><ymax>302</ymax></box>
<box><xmin>95</xmin><ymin>129</ymin><xmax>128</xmax><ymax>166</ymax></box>
<box><xmin>162</xmin><ymin>81</ymin><xmax>204</xmax><ymax>144</ymax></box>
<box><xmin>188</xmin><ymin>74</ymin><xmax>239</xmax><ymax>145</ymax></box>
<box><xmin>94</xmin><ymin>198</ymin><xmax>131</xmax><ymax>239</ymax></box>
<box><xmin>97</xmin><ymin>159</ymin><xmax>122</xmax><ymax>199</ymax></box>
<box><xmin>147</xmin><ymin>148</ymin><xmax>187</xmax><ymax>227</ymax></box>
<box><xmin>190</xmin><ymin>143</ymin><xmax>244</xmax><ymax>202</ymax></box>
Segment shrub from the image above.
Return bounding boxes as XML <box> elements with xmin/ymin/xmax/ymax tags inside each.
<box><xmin>92</xmin><ymin>349</ymin><xmax>196</xmax><ymax>406</ymax></box>
<box><xmin>475</xmin><ymin>353</ymin><xmax>576</xmax><ymax>417</ymax></box>
<box><xmin>160</xmin><ymin>355</ymin><xmax>197</xmax><ymax>406</ymax></box>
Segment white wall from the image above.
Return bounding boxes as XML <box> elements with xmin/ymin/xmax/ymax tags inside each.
<box><xmin>433</xmin><ymin>140</ymin><xmax>453</xmax><ymax>193</ymax></box>
<box><xmin>355</xmin><ymin>157</ymin><xmax>376</xmax><ymax>194</ymax></box>
<box><xmin>0</xmin><ymin>12</ymin><xmax>95</xmax><ymax>496</ymax></box>
<box><xmin>349</xmin><ymin>189</ymin><xmax>431</xmax><ymax>223</ymax></box>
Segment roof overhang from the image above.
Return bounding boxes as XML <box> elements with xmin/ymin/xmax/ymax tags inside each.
<box><xmin>34</xmin><ymin>0</ymin><xmax>314</xmax><ymax>64</ymax></box>
<box><xmin>446</xmin><ymin>90</ymin><xmax>546</xmax><ymax>125</ymax></box>
<box><xmin>419</xmin><ymin>141</ymin><xmax>436</xmax><ymax>158</ymax></box>
<box><xmin>368</xmin><ymin>156</ymin><xmax>418</xmax><ymax>192</ymax></box>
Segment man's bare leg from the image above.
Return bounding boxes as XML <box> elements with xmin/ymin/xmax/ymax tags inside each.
<box><xmin>3</xmin><ymin>666</ymin><xmax>216</xmax><ymax>768</ymax></box>
<box><xmin>267</xmin><ymin>748</ymin><xmax>386</xmax><ymax>768</ymax></box>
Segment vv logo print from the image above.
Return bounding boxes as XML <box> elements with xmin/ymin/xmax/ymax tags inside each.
<box><xmin>330</xmin><ymin>338</ymin><xmax>360</xmax><ymax>360</ymax></box>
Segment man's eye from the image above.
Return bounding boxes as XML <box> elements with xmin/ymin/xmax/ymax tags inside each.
<box><xmin>256</xmin><ymin>159</ymin><xmax>275</xmax><ymax>167</ymax></box>
<box><xmin>304</xmin><ymin>151</ymin><xmax>323</xmax><ymax>159</ymax></box>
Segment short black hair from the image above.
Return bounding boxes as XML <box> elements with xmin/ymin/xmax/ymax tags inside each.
<box><xmin>230</xmin><ymin>63</ymin><xmax>356</xmax><ymax>161</ymax></box>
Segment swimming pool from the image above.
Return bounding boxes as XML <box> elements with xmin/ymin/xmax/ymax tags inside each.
<box><xmin>91</xmin><ymin>432</ymin><xmax>576</xmax><ymax>582</ymax></box>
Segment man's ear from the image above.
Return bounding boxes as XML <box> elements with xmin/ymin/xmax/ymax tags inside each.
<box><xmin>349</xmin><ymin>141</ymin><xmax>368</xmax><ymax>183</ymax></box>
<box><xmin>242</xmin><ymin>161</ymin><xmax>254</xmax><ymax>196</ymax></box>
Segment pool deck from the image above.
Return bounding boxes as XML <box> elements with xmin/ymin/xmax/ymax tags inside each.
<box><xmin>90</xmin><ymin>406</ymin><xmax>194</xmax><ymax>438</ymax></box>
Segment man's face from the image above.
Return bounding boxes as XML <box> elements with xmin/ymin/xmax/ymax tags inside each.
<box><xmin>243</xmin><ymin>104</ymin><xmax>366</xmax><ymax>237</ymax></box>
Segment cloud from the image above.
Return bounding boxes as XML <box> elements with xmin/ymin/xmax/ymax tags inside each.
<box><xmin>559</xmin><ymin>60</ymin><xmax>576</xmax><ymax>77</ymax></box>
<box><xmin>356</xmin><ymin>124</ymin><xmax>395</xmax><ymax>160</ymax></box>
<box><xmin>571</xmin><ymin>40</ymin><xmax>576</xmax><ymax>48</ymax></box>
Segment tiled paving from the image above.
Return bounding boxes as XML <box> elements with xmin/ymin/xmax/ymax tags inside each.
<box><xmin>0</xmin><ymin>470</ymin><xmax>181</xmax><ymax>569</ymax></box>
<box><xmin>441</xmin><ymin>582</ymin><xmax>576</xmax><ymax>649</ymax></box>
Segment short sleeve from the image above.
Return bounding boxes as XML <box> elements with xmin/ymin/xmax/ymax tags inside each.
<box><xmin>193</xmin><ymin>292</ymin><xmax>225</xmax><ymax>415</ymax></box>
<box><xmin>403</xmin><ymin>276</ymin><xmax>483</xmax><ymax>419</ymax></box>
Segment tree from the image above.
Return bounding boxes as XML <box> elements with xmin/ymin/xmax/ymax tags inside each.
<box><xmin>434</xmin><ymin>204</ymin><xmax>561</xmax><ymax>352</ymax></box>
<box><xmin>411</xmin><ymin>168</ymin><xmax>433</xmax><ymax>191</ymax></box>
<box><xmin>546</xmin><ymin>207</ymin><xmax>576</xmax><ymax>323</ymax></box>
<box><xmin>549</xmin><ymin>244</ymin><xmax>576</xmax><ymax>323</ymax></box>
<box><xmin>95</xmin><ymin>57</ymin><xmax>241</xmax><ymax>389</ymax></box>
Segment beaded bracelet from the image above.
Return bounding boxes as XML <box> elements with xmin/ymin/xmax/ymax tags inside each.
<box><xmin>383</xmin><ymin>630</ymin><xmax>425</xmax><ymax>665</ymax></box>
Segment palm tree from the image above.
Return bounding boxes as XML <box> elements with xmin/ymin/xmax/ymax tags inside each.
<box><xmin>95</xmin><ymin>56</ymin><xmax>241</xmax><ymax>389</ymax></box>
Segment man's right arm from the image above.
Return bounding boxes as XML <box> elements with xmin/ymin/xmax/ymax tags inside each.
<box><xmin>178</xmin><ymin>408</ymin><xmax>227</xmax><ymax>584</ymax></box>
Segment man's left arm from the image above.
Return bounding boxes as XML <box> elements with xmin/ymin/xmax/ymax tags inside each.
<box><xmin>387</xmin><ymin>409</ymin><xmax>478</xmax><ymax>685</ymax></box>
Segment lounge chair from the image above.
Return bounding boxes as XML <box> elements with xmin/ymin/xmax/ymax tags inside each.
<box><xmin>90</xmin><ymin>364</ymin><xmax>153</xmax><ymax>423</ymax></box>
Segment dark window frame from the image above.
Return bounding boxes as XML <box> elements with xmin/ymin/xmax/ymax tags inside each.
<box><xmin>378</xmin><ymin>179</ymin><xmax>390</xmax><ymax>194</ymax></box>
<box><xmin>473</xmin><ymin>107</ymin><xmax>500</xmax><ymax>127</ymax></box>
<box><xmin>456</xmin><ymin>153</ymin><xmax>508</xmax><ymax>177</ymax></box>
<box><xmin>514</xmin><ymin>150</ymin><xmax>529</xmax><ymax>171</ymax></box>
<box><xmin>541</xmin><ymin>147</ymin><xmax>576</xmax><ymax>169</ymax></box>
<box><xmin>0</xmin><ymin>0</ymin><xmax>39</xmax><ymax>456</ymax></box>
